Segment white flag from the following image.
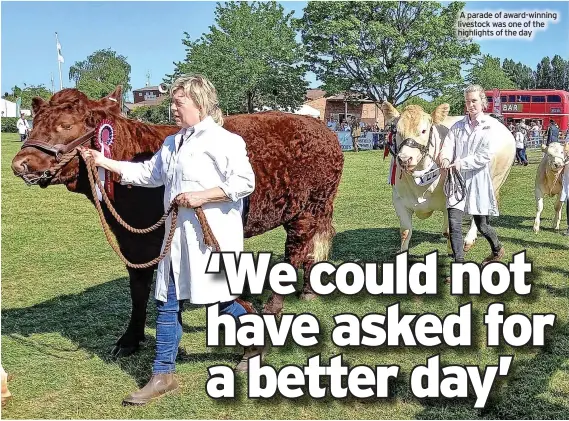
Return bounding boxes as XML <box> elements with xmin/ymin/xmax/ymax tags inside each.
<box><xmin>57</xmin><ymin>41</ymin><xmax>64</xmax><ymax>63</ymax></box>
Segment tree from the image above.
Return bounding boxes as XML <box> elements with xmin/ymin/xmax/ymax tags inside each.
<box><xmin>2</xmin><ymin>84</ymin><xmax>53</xmax><ymax>110</ymax></box>
<box><xmin>129</xmin><ymin>100</ymin><xmax>171</xmax><ymax>124</ymax></box>
<box><xmin>466</xmin><ymin>55</ymin><xmax>516</xmax><ymax>89</ymax></box>
<box><xmin>535</xmin><ymin>56</ymin><xmax>552</xmax><ymax>88</ymax></box>
<box><xmin>297</xmin><ymin>1</ymin><xmax>479</xmax><ymax>106</ymax></box>
<box><xmin>550</xmin><ymin>55</ymin><xmax>567</xmax><ymax>90</ymax></box>
<box><xmin>169</xmin><ymin>2</ymin><xmax>308</xmax><ymax>114</ymax></box>
<box><xmin>502</xmin><ymin>59</ymin><xmax>535</xmax><ymax>89</ymax></box>
<box><xmin>69</xmin><ymin>49</ymin><xmax>132</xmax><ymax>102</ymax></box>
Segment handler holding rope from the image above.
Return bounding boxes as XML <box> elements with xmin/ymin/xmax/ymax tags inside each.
<box><xmin>438</xmin><ymin>84</ymin><xmax>505</xmax><ymax>274</ymax></box>
<box><xmin>80</xmin><ymin>74</ymin><xmax>260</xmax><ymax>405</ymax></box>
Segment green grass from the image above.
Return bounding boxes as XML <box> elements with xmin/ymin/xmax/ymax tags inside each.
<box><xmin>2</xmin><ymin>132</ymin><xmax>568</xmax><ymax>419</ymax></box>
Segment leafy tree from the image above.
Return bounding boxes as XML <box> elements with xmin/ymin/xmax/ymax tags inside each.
<box><xmin>2</xmin><ymin>84</ymin><xmax>53</xmax><ymax>110</ymax></box>
<box><xmin>502</xmin><ymin>59</ymin><xmax>535</xmax><ymax>89</ymax></box>
<box><xmin>466</xmin><ymin>55</ymin><xmax>516</xmax><ymax>89</ymax></box>
<box><xmin>535</xmin><ymin>56</ymin><xmax>552</xmax><ymax>88</ymax></box>
<box><xmin>129</xmin><ymin>99</ymin><xmax>171</xmax><ymax>125</ymax></box>
<box><xmin>69</xmin><ymin>49</ymin><xmax>132</xmax><ymax>102</ymax></box>
<box><xmin>550</xmin><ymin>55</ymin><xmax>567</xmax><ymax>90</ymax></box>
<box><xmin>297</xmin><ymin>1</ymin><xmax>479</xmax><ymax>106</ymax></box>
<box><xmin>169</xmin><ymin>2</ymin><xmax>308</xmax><ymax>114</ymax></box>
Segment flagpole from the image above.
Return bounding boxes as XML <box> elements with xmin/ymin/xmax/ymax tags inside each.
<box><xmin>55</xmin><ymin>32</ymin><xmax>63</xmax><ymax>91</ymax></box>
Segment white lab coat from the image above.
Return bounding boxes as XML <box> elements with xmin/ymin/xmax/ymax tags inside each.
<box><xmin>117</xmin><ymin>116</ymin><xmax>255</xmax><ymax>303</ymax></box>
<box><xmin>17</xmin><ymin>118</ymin><xmax>30</xmax><ymax>135</ymax></box>
<box><xmin>560</xmin><ymin>163</ymin><xmax>569</xmax><ymax>203</ymax></box>
<box><xmin>440</xmin><ymin>114</ymin><xmax>499</xmax><ymax>216</ymax></box>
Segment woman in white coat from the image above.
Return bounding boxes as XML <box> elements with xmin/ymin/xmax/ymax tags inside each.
<box><xmin>81</xmin><ymin>74</ymin><xmax>258</xmax><ymax>405</ymax></box>
<box><xmin>438</xmin><ymin>85</ymin><xmax>505</xmax><ymax>270</ymax></box>
<box><xmin>561</xmin><ymin>143</ymin><xmax>569</xmax><ymax>236</ymax></box>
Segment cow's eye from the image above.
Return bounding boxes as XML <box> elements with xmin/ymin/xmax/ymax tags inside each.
<box><xmin>61</xmin><ymin>123</ymin><xmax>72</xmax><ymax>130</ymax></box>
<box><xmin>422</xmin><ymin>129</ymin><xmax>427</xmax><ymax>134</ymax></box>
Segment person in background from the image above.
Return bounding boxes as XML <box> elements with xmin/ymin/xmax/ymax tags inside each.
<box><xmin>17</xmin><ymin>112</ymin><xmax>30</xmax><ymax>142</ymax></box>
<box><xmin>514</xmin><ymin>128</ymin><xmax>528</xmax><ymax>166</ymax></box>
<box><xmin>545</xmin><ymin>119</ymin><xmax>560</xmax><ymax>147</ymax></box>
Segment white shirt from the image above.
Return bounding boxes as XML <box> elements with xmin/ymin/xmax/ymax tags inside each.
<box><xmin>117</xmin><ymin>116</ymin><xmax>255</xmax><ymax>303</ymax></box>
<box><xmin>561</xmin><ymin>161</ymin><xmax>569</xmax><ymax>203</ymax></box>
<box><xmin>440</xmin><ymin>113</ymin><xmax>503</xmax><ymax>216</ymax></box>
<box><xmin>515</xmin><ymin>132</ymin><xmax>525</xmax><ymax>149</ymax></box>
<box><xmin>17</xmin><ymin>118</ymin><xmax>30</xmax><ymax>135</ymax></box>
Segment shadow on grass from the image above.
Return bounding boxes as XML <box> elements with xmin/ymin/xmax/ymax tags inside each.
<box><xmin>416</xmin><ymin>323</ymin><xmax>569</xmax><ymax>420</ymax></box>
<box><xmin>0</xmin><ymin>276</ymin><xmax>247</xmax><ymax>387</ymax></box>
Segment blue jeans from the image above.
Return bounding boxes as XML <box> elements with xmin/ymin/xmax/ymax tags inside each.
<box><xmin>152</xmin><ymin>269</ymin><xmax>248</xmax><ymax>374</ymax></box>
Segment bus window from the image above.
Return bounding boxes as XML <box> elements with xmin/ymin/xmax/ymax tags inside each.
<box><xmin>518</xmin><ymin>95</ymin><xmax>530</xmax><ymax>102</ymax></box>
<box><xmin>547</xmin><ymin>95</ymin><xmax>561</xmax><ymax>102</ymax></box>
<box><xmin>532</xmin><ymin>96</ymin><xmax>546</xmax><ymax>103</ymax></box>
<box><xmin>487</xmin><ymin>96</ymin><xmax>493</xmax><ymax>103</ymax></box>
<box><xmin>501</xmin><ymin>95</ymin><xmax>507</xmax><ymax>102</ymax></box>
<box><xmin>509</xmin><ymin>95</ymin><xmax>516</xmax><ymax>102</ymax></box>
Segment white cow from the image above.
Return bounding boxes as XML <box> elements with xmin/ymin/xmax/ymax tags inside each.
<box><xmin>382</xmin><ymin>102</ymin><xmax>516</xmax><ymax>252</ymax></box>
<box><xmin>533</xmin><ymin>142</ymin><xmax>569</xmax><ymax>232</ymax></box>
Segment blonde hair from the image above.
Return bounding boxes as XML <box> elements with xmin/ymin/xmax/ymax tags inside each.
<box><xmin>170</xmin><ymin>74</ymin><xmax>224</xmax><ymax>126</ymax></box>
<box><xmin>464</xmin><ymin>84</ymin><xmax>488</xmax><ymax>110</ymax></box>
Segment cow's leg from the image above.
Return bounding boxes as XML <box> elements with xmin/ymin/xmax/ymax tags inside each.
<box><xmin>464</xmin><ymin>218</ymin><xmax>478</xmax><ymax>252</ymax></box>
<box><xmin>553</xmin><ymin>197</ymin><xmax>563</xmax><ymax>231</ymax></box>
<box><xmin>394</xmin><ymin>198</ymin><xmax>413</xmax><ymax>252</ymax></box>
<box><xmin>111</xmin><ymin>266</ymin><xmax>154</xmax><ymax>358</ymax></box>
<box><xmin>442</xmin><ymin>210</ymin><xmax>450</xmax><ymax>239</ymax></box>
<box><xmin>263</xmin><ymin>210</ymin><xmax>319</xmax><ymax>316</ymax></box>
<box><xmin>534</xmin><ymin>192</ymin><xmax>544</xmax><ymax>232</ymax></box>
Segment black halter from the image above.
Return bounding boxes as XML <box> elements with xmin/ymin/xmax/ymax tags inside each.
<box><xmin>387</xmin><ymin>117</ymin><xmax>435</xmax><ymax>163</ymax></box>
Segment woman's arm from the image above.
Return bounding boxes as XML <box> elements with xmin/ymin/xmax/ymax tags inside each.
<box><xmin>79</xmin><ymin>146</ymin><xmax>165</xmax><ymax>187</ymax></box>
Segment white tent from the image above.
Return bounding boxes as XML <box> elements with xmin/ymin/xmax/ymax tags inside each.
<box><xmin>0</xmin><ymin>98</ymin><xmax>30</xmax><ymax>117</ymax></box>
<box><xmin>293</xmin><ymin>104</ymin><xmax>320</xmax><ymax>118</ymax></box>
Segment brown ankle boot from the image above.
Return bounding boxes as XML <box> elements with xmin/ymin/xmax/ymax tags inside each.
<box><xmin>234</xmin><ymin>345</ymin><xmax>268</xmax><ymax>373</ymax></box>
<box><xmin>122</xmin><ymin>373</ymin><xmax>179</xmax><ymax>406</ymax></box>
<box><xmin>482</xmin><ymin>246</ymin><xmax>505</xmax><ymax>265</ymax></box>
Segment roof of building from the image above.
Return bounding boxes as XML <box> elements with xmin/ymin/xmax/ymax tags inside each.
<box><xmin>133</xmin><ymin>85</ymin><xmax>161</xmax><ymax>92</ymax></box>
<box><xmin>305</xmin><ymin>89</ymin><xmax>326</xmax><ymax>101</ymax></box>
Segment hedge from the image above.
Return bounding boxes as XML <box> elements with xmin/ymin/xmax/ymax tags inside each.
<box><xmin>1</xmin><ymin>117</ymin><xmax>19</xmax><ymax>133</ymax></box>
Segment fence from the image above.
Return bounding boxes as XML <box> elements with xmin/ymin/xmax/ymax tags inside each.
<box><xmin>336</xmin><ymin>131</ymin><xmax>386</xmax><ymax>151</ymax></box>
<box><xmin>335</xmin><ymin>130</ymin><xmax>567</xmax><ymax>151</ymax></box>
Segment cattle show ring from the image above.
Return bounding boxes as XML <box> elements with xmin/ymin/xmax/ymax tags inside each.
<box><xmin>2</xmin><ymin>3</ymin><xmax>569</xmax><ymax>419</ymax></box>
<box><xmin>2</xmin><ymin>85</ymin><xmax>568</xmax><ymax>419</ymax></box>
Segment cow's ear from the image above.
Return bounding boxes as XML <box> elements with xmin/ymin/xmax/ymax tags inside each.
<box><xmin>31</xmin><ymin>97</ymin><xmax>47</xmax><ymax>115</ymax></box>
<box><xmin>98</xmin><ymin>86</ymin><xmax>122</xmax><ymax>114</ymax></box>
<box><xmin>432</xmin><ymin>103</ymin><xmax>450</xmax><ymax>125</ymax></box>
<box><xmin>381</xmin><ymin>101</ymin><xmax>399</xmax><ymax>124</ymax></box>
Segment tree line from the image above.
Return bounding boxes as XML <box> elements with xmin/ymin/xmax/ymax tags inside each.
<box><xmin>3</xmin><ymin>1</ymin><xmax>567</xmax><ymax>121</ymax></box>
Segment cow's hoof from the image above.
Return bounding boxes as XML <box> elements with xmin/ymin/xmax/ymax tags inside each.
<box><xmin>533</xmin><ymin>226</ymin><xmax>540</xmax><ymax>233</ymax></box>
<box><xmin>442</xmin><ymin>232</ymin><xmax>449</xmax><ymax>239</ymax></box>
<box><xmin>110</xmin><ymin>344</ymin><xmax>140</xmax><ymax>359</ymax></box>
<box><xmin>463</xmin><ymin>242</ymin><xmax>474</xmax><ymax>252</ymax></box>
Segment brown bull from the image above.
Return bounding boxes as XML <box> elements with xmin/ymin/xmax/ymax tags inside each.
<box><xmin>11</xmin><ymin>86</ymin><xmax>344</xmax><ymax>357</ymax></box>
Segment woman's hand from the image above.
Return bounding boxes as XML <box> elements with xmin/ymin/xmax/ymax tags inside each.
<box><xmin>79</xmin><ymin>147</ymin><xmax>106</xmax><ymax>167</ymax></box>
<box><xmin>175</xmin><ymin>192</ymin><xmax>206</xmax><ymax>208</ymax></box>
<box><xmin>450</xmin><ymin>160</ymin><xmax>462</xmax><ymax>171</ymax></box>
<box><xmin>439</xmin><ymin>157</ymin><xmax>451</xmax><ymax>169</ymax></box>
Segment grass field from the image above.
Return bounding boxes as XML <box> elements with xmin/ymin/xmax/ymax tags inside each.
<box><xmin>2</xmin><ymin>132</ymin><xmax>568</xmax><ymax>419</ymax></box>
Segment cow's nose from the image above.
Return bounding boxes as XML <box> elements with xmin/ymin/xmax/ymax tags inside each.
<box><xmin>12</xmin><ymin>156</ymin><xmax>28</xmax><ymax>175</ymax></box>
<box><xmin>398</xmin><ymin>155</ymin><xmax>412</xmax><ymax>166</ymax></box>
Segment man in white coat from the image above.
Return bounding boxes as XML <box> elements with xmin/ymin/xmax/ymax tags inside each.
<box><xmin>438</xmin><ymin>85</ymin><xmax>506</xmax><ymax>274</ymax></box>
<box><xmin>17</xmin><ymin>112</ymin><xmax>30</xmax><ymax>142</ymax></box>
<box><xmin>81</xmin><ymin>74</ymin><xmax>258</xmax><ymax>405</ymax></box>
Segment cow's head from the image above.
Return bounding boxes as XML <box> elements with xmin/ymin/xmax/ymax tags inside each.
<box><xmin>544</xmin><ymin>142</ymin><xmax>567</xmax><ymax>172</ymax></box>
<box><xmin>382</xmin><ymin>102</ymin><xmax>449</xmax><ymax>172</ymax></box>
<box><xmin>11</xmin><ymin>86</ymin><xmax>123</xmax><ymax>192</ymax></box>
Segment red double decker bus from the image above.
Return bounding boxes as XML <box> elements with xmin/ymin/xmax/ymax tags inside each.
<box><xmin>485</xmin><ymin>89</ymin><xmax>569</xmax><ymax>131</ymax></box>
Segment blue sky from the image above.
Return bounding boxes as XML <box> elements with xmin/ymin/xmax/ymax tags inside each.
<box><xmin>1</xmin><ymin>1</ymin><xmax>568</xmax><ymax>102</ymax></box>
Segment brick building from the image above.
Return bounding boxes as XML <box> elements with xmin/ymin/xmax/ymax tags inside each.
<box><xmin>304</xmin><ymin>89</ymin><xmax>384</xmax><ymax>129</ymax></box>
<box><xmin>132</xmin><ymin>85</ymin><xmax>165</xmax><ymax>104</ymax></box>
